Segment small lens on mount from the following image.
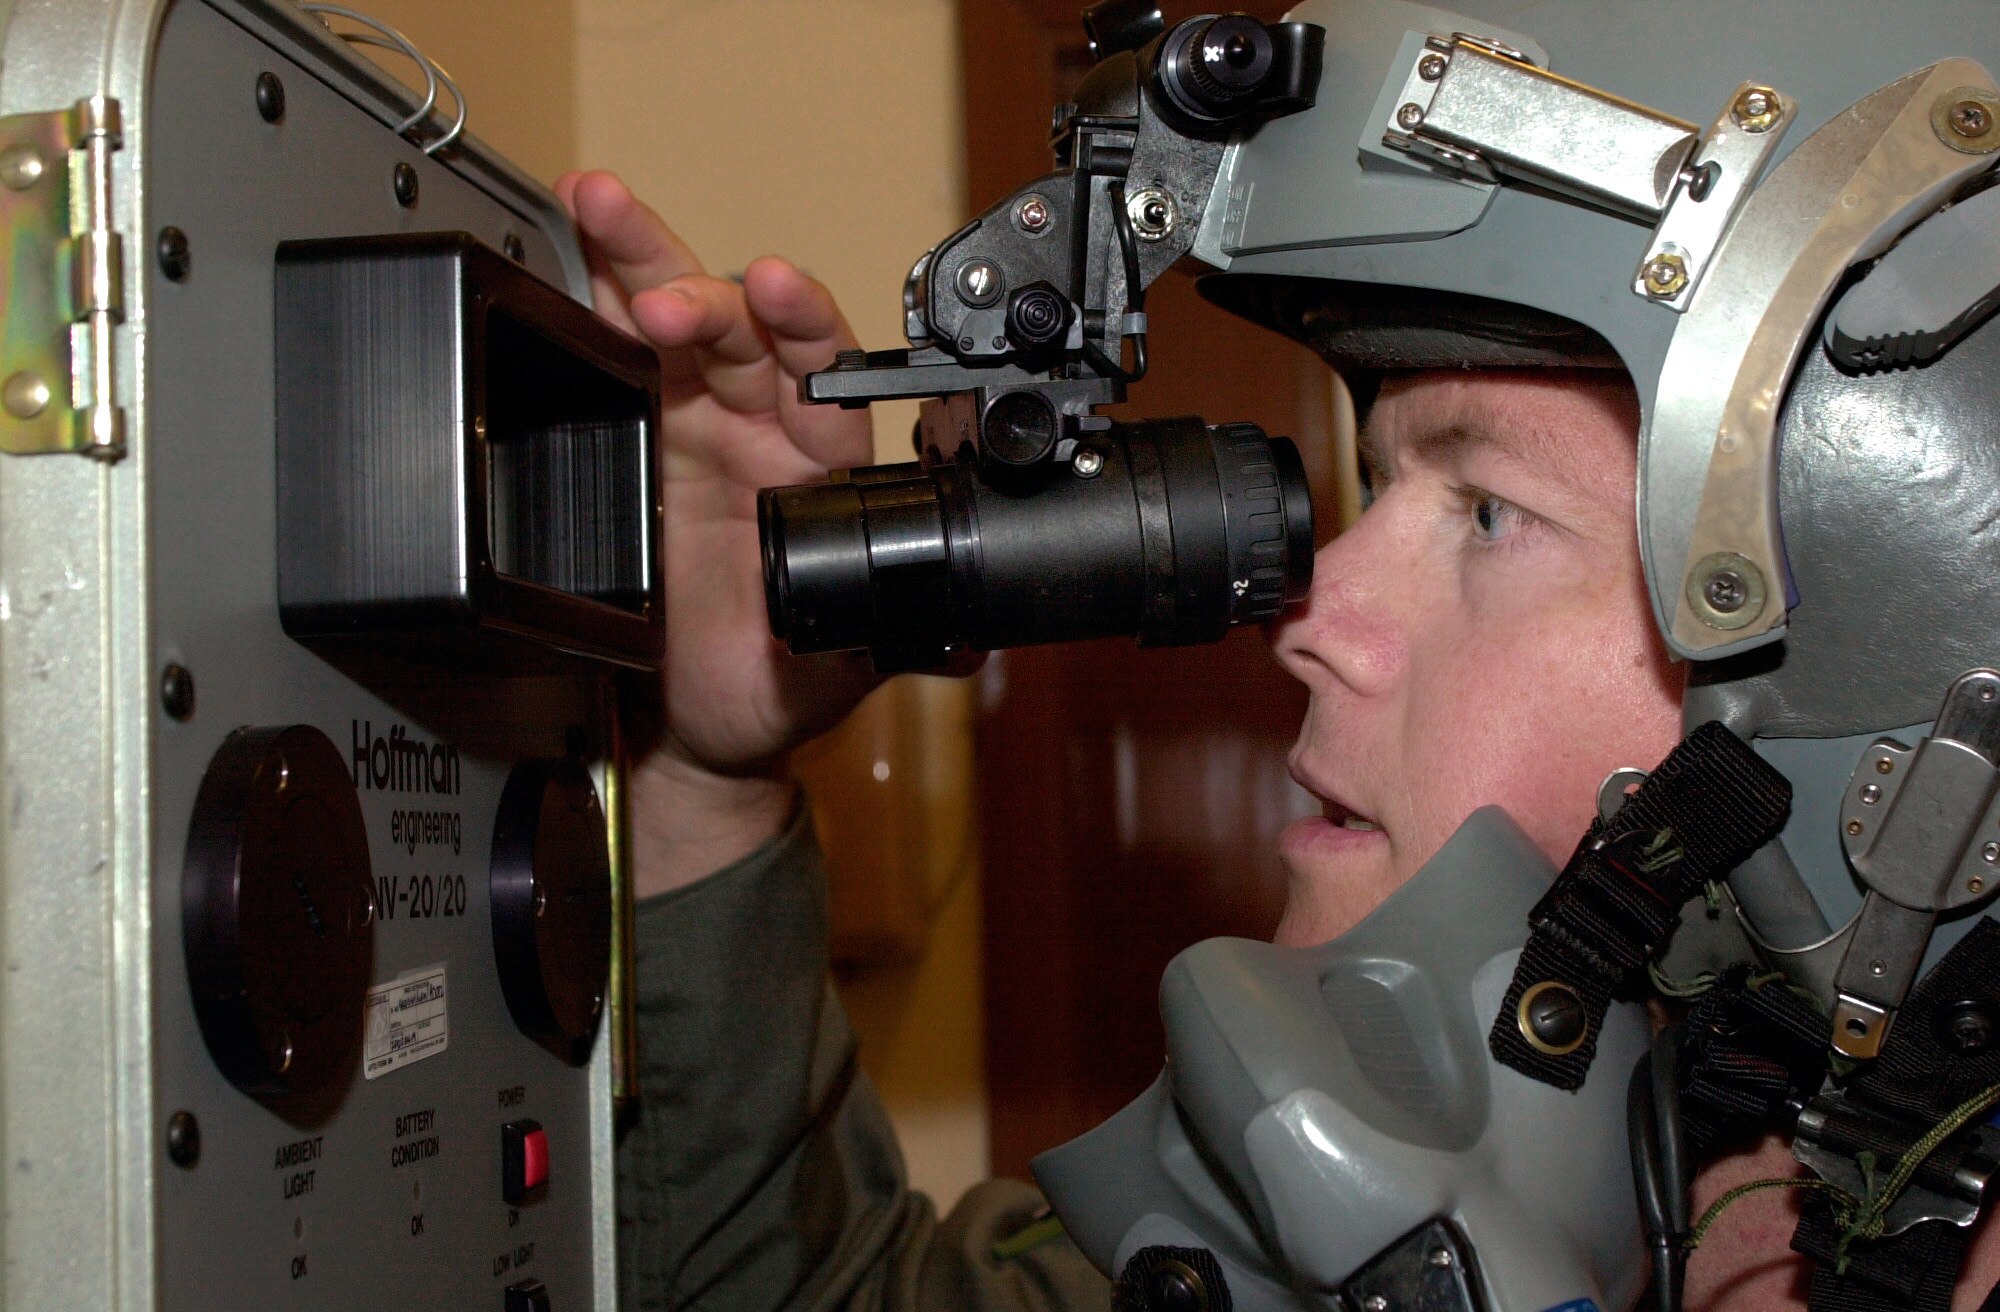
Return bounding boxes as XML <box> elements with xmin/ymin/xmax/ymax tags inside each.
<box><xmin>758</xmin><ymin>418</ymin><xmax>1313</xmax><ymax>672</ymax></box>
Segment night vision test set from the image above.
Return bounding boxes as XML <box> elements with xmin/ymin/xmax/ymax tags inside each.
<box><xmin>5</xmin><ymin>0</ymin><xmax>2000</xmax><ymax>1310</ymax></box>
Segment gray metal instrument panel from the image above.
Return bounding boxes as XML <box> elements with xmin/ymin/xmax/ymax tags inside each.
<box><xmin>149</xmin><ymin>2</ymin><xmax>609</xmax><ymax>1306</ymax></box>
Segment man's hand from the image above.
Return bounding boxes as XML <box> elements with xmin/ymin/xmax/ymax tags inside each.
<box><xmin>556</xmin><ymin>170</ymin><xmax>880</xmax><ymax>893</ymax></box>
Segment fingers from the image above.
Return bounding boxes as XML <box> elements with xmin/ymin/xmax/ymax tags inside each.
<box><xmin>564</xmin><ymin>170</ymin><xmax>705</xmax><ymax>295</ymax></box>
<box><xmin>742</xmin><ymin>257</ymin><xmax>874</xmax><ymax>468</ymax></box>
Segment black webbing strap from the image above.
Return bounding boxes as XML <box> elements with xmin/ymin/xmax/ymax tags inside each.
<box><xmin>1678</xmin><ymin>963</ymin><xmax>1831</xmax><ymax>1157</ymax></box>
<box><xmin>1794</xmin><ymin>1195</ymin><xmax>1966</xmax><ymax>1312</ymax></box>
<box><xmin>1488</xmin><ymin>721</ymin><xmax>1793</xmax><ymax>1090</ymax></box>
<box><xmin>1793</xmin><ymin>920</ymin><xmax>2000</xmax><ymax>1312</ymax></box>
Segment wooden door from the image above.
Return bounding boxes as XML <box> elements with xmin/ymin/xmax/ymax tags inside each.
<box><xmin>961</xmin><ymin>0</ymin><xmax>1346</xmax><ymax>1179</ymax></box>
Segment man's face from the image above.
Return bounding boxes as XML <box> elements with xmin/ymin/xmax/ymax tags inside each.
<box><xmin>1271</xmin><ymin>368</ymin><xmax>1685</xmax><ymax>947</ymax></box>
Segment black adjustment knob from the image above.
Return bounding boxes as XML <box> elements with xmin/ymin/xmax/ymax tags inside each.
<box><xmin>183</xmin><ymin>725</ymin><xmax>375</xmax><ymax>1104</ymax></box>
<box><xmin>1005</xmin><ymin>282</ymin><xmax>1071</xmax><ymax>351</ymax></box>
<box><xmin>490</xmin><ymin>758</ymin><xmax>613</xmax><ymax>1065</ymax></box>
<box><xmin>1158</xmin><ymin>15</ymin><xmax>1276</xmax><ymax>123</ymax></box>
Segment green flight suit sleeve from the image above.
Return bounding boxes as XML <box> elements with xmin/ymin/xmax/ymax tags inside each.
<box><xmin>617</xmin><ymin>801</ymin><xmax>1110</xmax><ymax>1312</ymax></box>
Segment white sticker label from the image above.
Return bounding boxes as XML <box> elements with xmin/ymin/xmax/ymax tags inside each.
<box><xmin>363</xmin><ymin>963</ymin><xmax>449</xmax><ymax>1080</ymax></box>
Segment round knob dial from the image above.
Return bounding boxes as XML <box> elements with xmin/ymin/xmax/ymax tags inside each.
<box><xmin>489</xmin><ymin>758</ymin><xmax>612</xmax><ymax>1064</ymax></box>
<box><xmin>183</xmin><ymin>725</ymin><xmax>376</xmax><ymax>1102</ymax></box>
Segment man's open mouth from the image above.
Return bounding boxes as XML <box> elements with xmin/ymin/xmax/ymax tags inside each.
<box><xmin>1321</xmin><ymin>798</ymin><xmax>1381</xmax><ymax>832</ymax></box>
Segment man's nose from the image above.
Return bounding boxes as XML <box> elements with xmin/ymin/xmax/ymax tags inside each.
<box><xmin>1271</xmin><ymin>501</ymin><xmax>1405</xmax><ymax>698</ymax></box>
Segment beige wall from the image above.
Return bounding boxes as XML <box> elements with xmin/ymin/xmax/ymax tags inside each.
<box><xmin>575</xmin><ymin>0</ymin><xmax>964</xmax><ymax>463</ymax></box>
<box><xmin>337</xmin><ymin>0</ymin><xmax>579</xmax><ymax>182</ymax></box>
<box><xmin>574</xmin><ymin>0</ymin><xmax>986</xmax><ymax>1210</ymax></box>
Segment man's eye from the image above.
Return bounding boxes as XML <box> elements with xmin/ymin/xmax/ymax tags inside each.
<box><xmin>1467</xmin><ymin>491</ymin><xmax>1526</xmax><ymax>543</ymax></box>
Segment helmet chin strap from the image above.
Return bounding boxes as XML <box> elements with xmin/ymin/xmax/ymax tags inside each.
<box><xmin>1033</xmin><ymin>805</ymin><xmax>1652</xmax><ymax>1312</ymax></box>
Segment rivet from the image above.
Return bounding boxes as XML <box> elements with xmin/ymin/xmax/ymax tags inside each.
<box><xmin>1</xmin><ymin>371</ymin><xmax>49</xmax><ymax>420</ymax></box>
<box><xmin>1971</xmin><ymin>875</ymin><xmax>1989</xmax><ymax>894</ymax></box>
<box><xmin>393</xmin><ymin>160</ymin><xmax>419</xmax><ymax>208</ymax></box>
<box><xmin>255</xmin><ymin>71</ymin><xmax>287</xmax><ymax>124</ymax></box>
<box><xmin>1861</xmin><ymin>783</ymin><xmax>1882</xmax><ymax>805</ymax></box>
<box><xmin>1869</xmin><ymin>959</ymin><xmax>1887</xmax><ymax>977</ymax></box>
<box><xmin>157</xmin><ymin>226</ymin><xmax>192</xmax><ymax>282</ymax></box>
<box><xmin>1847</xmin><ymin>819</ymin><xmax>1865</xmax><ymax>836</ymax></box>
<box><xmin>0</xmin><ymin>143</ymin><xmax>45</xmax><ymax>191</ymax></box>
<box><xmin>503</xmin><ymin>232</ymin><xmax>526</xmax><ymax>264</ymax></box>
<box><xmin>1876</xmin><ymin>757</ymin><xmax>1894</xmax><ymax>774</ymax></box>
<box><xmin>165</xmin><ymin>1110</ymin><xmax>201</xmax><ymax>1168</ymax></box>
<box><xmin>1072</xmin><ymin>447</ymin><xmax>1105</xmax><ymax>478</ymax></box>
<box><xmin>1363</xmin><ymin>1297</ymin><xmax>1390</xmax><ymax>1312</ymax></box>
<box><xmin>1396</xmin><ymin>102</ymin><xmax>1425</xmax><ymax>130</ymax></box>
<box><xmin>1426</xmin><ymin>1247</ymin><xmax>1454</xmax><ymax>1269</ymax></box>
<box><xmin>160</xmin><ymin>663</ymin><xmax>196</xmax><ymax>721</ymax></box>
<box><xmin>1983</xmin><ymin>843</ymin><xmax>1998</xmax><ymax>866</ymax></box>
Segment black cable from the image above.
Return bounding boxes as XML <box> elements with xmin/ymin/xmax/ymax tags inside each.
<box><xmin>1102</xmin><ymin>181</ymin><xmax>1149</xmax><ymax>383</ymax></box>
<box><xmin>1628</xmin><ymin>1049</ymin><xmax>1687</xmax><ymax>1312</ymax></box>
<box><xmin>1651</xmin><ymin>1026</ymin><xmax>1691</xmax><ymax>1312</ymax></box>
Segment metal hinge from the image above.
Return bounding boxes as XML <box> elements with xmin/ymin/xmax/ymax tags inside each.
<box><xmin>0</xmin><ymin>96</ymin><xmax>126</xmax><ymax>460</ymax></box>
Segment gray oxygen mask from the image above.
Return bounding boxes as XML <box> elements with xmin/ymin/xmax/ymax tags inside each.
<box><xmin>1034</xmin><ymin>806</ymin><xmax>1651</xmax><ymax>1312</ymax></box>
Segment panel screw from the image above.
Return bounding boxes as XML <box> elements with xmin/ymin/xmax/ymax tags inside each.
<box><xmin>1933</xmin><ymin>88</ymin><xmax>2000</xmax><ymax>153</ymax></box>
<box><xmin>255</xmin><ymin>71</ymin><xmax>287</xmax><ymax>124</ymax></box>
<box><xmin>1983</xmin><ymin>843</ymin><xmax>1998</xmax><ymax>866</ymax></box>
<box><xmin>1876</xmin><ymin>756</ymin><xmax>1895</xmax><ymax>774</ymax></box>
<box><xmin>1</xmin><ymin>371</ymin><xmax>49</xmax><ymax>420</ymax></box>
<box><xmin>1847</xmin><ymin>819</ymin><xmax>1864</xmax><ymax>836</ymax></box>
<box><xmin>161</xmin><ymin>663</ymin><xmax>196</xmax><ymax>721</ymax></box>
<box><xmin>166</xmin><ymin>1110</ymin><xmax>201</xmax><ymax>1168</ymax></box>
<box><xmin>1860</xmin><ymin>783</ymin><xmax>1882</xmax><ymax>804</ymax></box>
<box><xmin>1363</xmin><ymin>1296</ymin><xmax>1390</xmax><ymax>1312</ymax></box>
<box><xmin>1869</xmin><ymin>958</ymin><xmax>1886</xmax><ymax>976</ymax></box>
<box><xmin>0</xmin><ymin>144</ymin><xmax>44</xmax><ymax>191</ymax></box>
<box><xmin>1731</xmin><ymin>86</ymin><xmax>1781</xmax><ymax>132</ymax></box>
<box><xmin>1517</xmin><ymin>979</ymin><xmax>1587</xmax><ymax>1055</ymax></box>
<box><xmin>1418</xmin><ymin>53</ymin><xmax>1448</xmax><ymax>81</ymax></box>
<box><xmin>1641</xmin><ymin>251</ymin><xmax>1690</xmax><ymax>299</ymax></box>
<box><xmin>1703</xmin><ymin>570</ymin><xmax>1745</xmax><ymax>612</ymax></box>
<box><xmin>1396</xmin><ymin>102</ymin><xmax>1425</xmax><ymax>130</ymax></box>
<box><xmin>955</xmin><ymin>258</ymin><xmax>1003</xmax><ymax>308</ymax></box>
<box><xmin>503</xmin><ymin>232</ymin><xmax>526</xmax><ymax>263</ymax></box>
<box><xmin>1937</xmin><ymin>1000</ymin><xmax>1995</xmax><ymax>1055</ymax></box>
<box><xmin>1072</xmin><ymin>447</ymin><xmax>1105</xmax><ymax>478</ymax></box>
<box><xmin>157</xmin><ymin>226</ymin><xmax>191</xmax><ymax>282</ymax></box>
<box><xmin>393</xmin><ymin>161</ymin><xmax>419</xmax><ymax>208</ymax></box>
<box><xmin>1686</xmin><ymin>551</ymin><xmax>1766</xmax><ymax>630</ymax></box>
<box><xmin>1426</xmin><ymin>1247</ymin><xmax>1454</xmax><ymax>1269</ymax></box>
<box><xmin>1015</xmin><ymin>194</ymin><xmax>1053</xmax><ymax>234</ymax></box>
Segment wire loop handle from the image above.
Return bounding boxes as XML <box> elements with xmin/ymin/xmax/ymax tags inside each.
<box><xmin>301</xmin><ymin>3</ymin><xmax>468</xmax><ymax>155</ymax></box>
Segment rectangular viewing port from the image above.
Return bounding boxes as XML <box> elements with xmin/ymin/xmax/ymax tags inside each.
<box><xmin>276</xmin><ymin>231</ymin><xmax>663</xmax><ymax>671</ymax></box>
<box><xmin>486</xmin><ymin>307</ymin><xmax>652</xmax><ymax>615</ymax></box>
